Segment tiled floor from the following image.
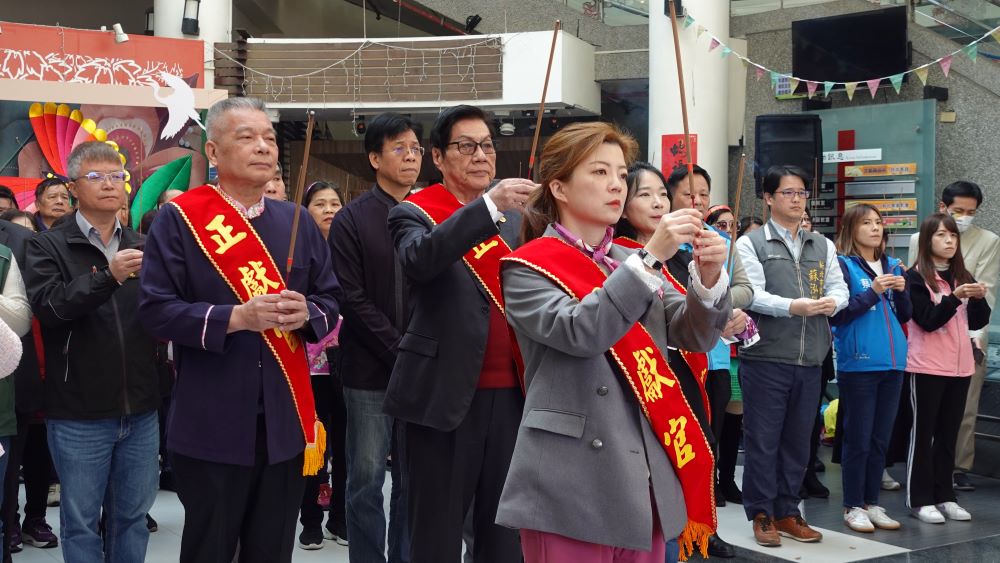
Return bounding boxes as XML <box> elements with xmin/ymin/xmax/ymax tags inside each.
<box><xmin>11</xmin><ymin>447</ymin><xmax>1000</xmax><ymax>562</ymax></box>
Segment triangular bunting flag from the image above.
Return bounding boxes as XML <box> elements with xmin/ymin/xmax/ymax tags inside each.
<box><xmin>845</xmin><ymin>82</ymin><xmax>858</xmax><ymax>101</ymax></box>
<box><xmin>807</xmin><ymin>81</ymin><xmax>819</xmax><ymax>99</ymax></box>
<box><xmin>866</xmin><ymin>78</ymin><xmax>881</xmax><ymax>98</ymax></box>
<box><xmin>789</xmin><ymin>78</ymin><xmax>800</xmax><ymax>94</ymax></box>
<box><xmin>993</xmin><ymin>29</ymin><xmax>1000</xmax><ymax>45</ymax></box>
<box><xmin>962</xmin><ymin>43</ymin><xmax>978</xmax><ymax>62</ymax></box>
<box><xmin>940</xmin><ymin>55</ymin><xmax>953</xmax><ymax>77</ymax></box>
<box><xmin>823</xmin><ymin>81</ymin><xmax>835</xmax><ymax>97</ymax></box>
<box><xmin>697</xmin><ymin>25</ymin><xmax>707</xmax><ymax>38</ymax></box>
<box><xmin>889</xmin><ymin>73</ymin><xmax>904</xmax><ymax>94</ymax></box>
<box><xmin>683</xmin><ymin>15</ymin><xmax>695</xmax><ymax>29</ymax></box>
<box><xmin>755</xmin><ymin>66</ymin><xmax>765</xmax><ymax>81</ymax></box>
<box><xmin>915</xmin><ymin>66</ymin><xmax>929</xmax><ymax>86</ymax></box>
<box><xmin>721</xmin><ymin>47</ymin><xmax>732</xmax><ymax>59</ymax></box>
<box><xmin>709</xmin><ymin>38</ymin><xmax>721</xmax><ymax>52</ymax></box>
<box><xmin>738</xmin><ymin>56</ymin><xmax>748</xmax><ymax>67</ymax></box>
<box><xmin>770</xmin><ymin>71</ymin><xmax>780</xmax><ymax>89</ymax></box>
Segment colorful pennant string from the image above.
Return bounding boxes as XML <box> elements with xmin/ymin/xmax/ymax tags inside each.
<box><xmin>844</xmin><ymin>82</ymin><xmax>858</xmax><ymax>101</ymax></box>
<box><xmin>677</xmin><ymin>11</ymin><xmax>1000</xmax><ymax>103</ymax></box>
<box><xmin>866</xmin><ymin>78</ymin><xmax>881</xmax><ymax>98</ymax></box>
<box><xmin>889</xmin><ymin>73</ymin><xmax>904</xmax><ymax>94</ymax></box>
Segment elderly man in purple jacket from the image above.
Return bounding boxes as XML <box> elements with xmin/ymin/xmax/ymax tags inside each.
<box><xmin>138</xmin><ymin>97</ymin><xmax>341</xmax><ymax>563</ymax></box>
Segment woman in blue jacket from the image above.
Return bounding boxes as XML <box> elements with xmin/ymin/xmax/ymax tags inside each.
<box><xmin>830</xmin><ymin>204</ymin><xmax>911</xmax><ymax>533</ymax></box>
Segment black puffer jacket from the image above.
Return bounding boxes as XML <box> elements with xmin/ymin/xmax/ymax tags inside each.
<box><xmin>25</xmin><ymin>213</ymin><xmax>159</xmax><ymax>420</ymax></box>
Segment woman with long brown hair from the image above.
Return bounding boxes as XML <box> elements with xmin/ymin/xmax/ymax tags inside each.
<box><xmin>496</xmin><ymin>122</ymin><xmax>731</xmax><ymax>562</ymax></box>
<box><xmin>905</xmin><ymin>213</ymin><xmax>990</xmax><ymax>524</ymax></box>
<box><xmin>829</xmin><ymin>204</ymin><xmax>910</xmax><ymax>532</ymax></box>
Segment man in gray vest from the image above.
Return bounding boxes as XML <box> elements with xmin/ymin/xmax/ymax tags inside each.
<box><xmin>735</xmin><ymin>165</ymin><xmax>848</xmax><ymax>547</ymax></box>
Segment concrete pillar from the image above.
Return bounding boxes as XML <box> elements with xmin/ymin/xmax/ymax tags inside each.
<box><xmin>649</xmin><ymin>0</ymin><xmax>730</xmax><ymax>205</ymax></box>
<box><xmin>153</xmin><ymin>0</ymin><xmax>232</xmax><ymax>89</ymax></box>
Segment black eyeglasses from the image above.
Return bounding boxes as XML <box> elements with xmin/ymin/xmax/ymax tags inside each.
<box><xmin>446</xmin><ymin>140</ymin><xmax>497</xmax><ymax>155</ymax></box>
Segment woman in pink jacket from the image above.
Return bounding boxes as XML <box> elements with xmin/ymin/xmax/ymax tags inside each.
<box><xmin>905</xmin><ymin>213</ymin><xmax>990</xmax><ymax>524</ymax></box>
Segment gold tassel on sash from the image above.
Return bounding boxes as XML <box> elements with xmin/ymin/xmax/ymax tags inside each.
<box><xmin>677</xmin><ymin>520</ymin><xmax>714</xmax><ymax>561</ymax></box>
<box><xmin>302</xmin><ymin>420</ymin><xmax>327</xmax><ymax>476</ymax></box>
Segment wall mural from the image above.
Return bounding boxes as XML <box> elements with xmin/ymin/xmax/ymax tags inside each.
<box><xmin>0</xmin><ymin>97</ymin><xmax>206</xmax><ymax>213</ymax></box>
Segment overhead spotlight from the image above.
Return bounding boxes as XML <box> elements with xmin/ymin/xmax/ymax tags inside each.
<box><xmin>548</xmin><ymin>117</ymin><xmax>560</xmax><ymax>131</ymax></box>
<box><xmin>522</xmin><ymin>109</ymin><xmax>535</xmax><ymax>118</ymax></box>
<box><xmin>499</xmin><ymin>121</ymin><xmax>515</xmax><ymax>136</ymax></box>
<box><xmin>182</xmin><ymin>0</ymin><xmax>201</xmax><ymax>36</ymax></box>
<box><xmin>355</xmin><ymin>116</ymin><xmax>366</xmax><ymax>136</ymax></box>
<box><xmin>465</xmin><ymin>14</ymin><xmax>482</xmax><ymax>33</ymax></box>
<box><xmin>112</xmin><ymin>23</ymin><xmax>129</xmax><ymax>44</ymax></box>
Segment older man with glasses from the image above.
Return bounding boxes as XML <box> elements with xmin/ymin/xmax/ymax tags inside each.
<box><xmin>25</xmin><ymin>141</ymin><xmax>159</xmax><ymax>563</ymax></box>
<box><xmin>735</xmin><ymin>165</ymin><xmax>848</xmax><ymax>548</ymax></box>
<box><xmin>385</xmin><ymin>104</ymin><xmax>537</xmax><ymax>563</ymax></box>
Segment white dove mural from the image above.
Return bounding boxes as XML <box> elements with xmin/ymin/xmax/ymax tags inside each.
<box><xmin>151</xmin><ymin>72</ymin><xmax>206</xmax><ymax>140</ymax></box>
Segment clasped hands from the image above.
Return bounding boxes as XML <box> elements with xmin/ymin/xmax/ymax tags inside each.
<box><xmin>228</xmin><ymin>290</ymin><xmax>309</xmax><ymax>334</ymax></box>
<box><xmin>642</xmin><ymin>208</ymin><xmax>727</xmax><ymax>288</ymax></box>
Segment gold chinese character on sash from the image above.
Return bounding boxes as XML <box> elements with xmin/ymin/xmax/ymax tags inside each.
<box><xmin>273</xmin><ymin>327</ymin><xmax>301</xmax><ymax>352</ymax></box>
<box><xmin>472</xmin><ymin>240</ymin><xmax>499</xmax><ymax>260</ymax></box>
<box><xmin>663</xmin><ymin>416</ymin><xmax>696</xmax><ymax>468</ymax></box>
<box><xmin>238</xmin><ymin>260</ymin><xmax>280</xmax><ymax>299</ymax></box>
<box><xmin>206</xmin><ymin>215</ymin><xmax>247</xmax><ymax>255</ymax></box>
<box><xmin>634</xmin><ymin>347</ymin><xmax>676</xmax><ymax>403</ymax></box>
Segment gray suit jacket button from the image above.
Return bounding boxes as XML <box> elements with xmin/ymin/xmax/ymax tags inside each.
<box><xmin>591</xmin><ymin>439</ymin><xmax>603</xmax><ymax>449</ymax></box>
<box><xmin>597</xmin><ymin>386</ymin><xmax>609</xmax><ymax>396</ymax></box>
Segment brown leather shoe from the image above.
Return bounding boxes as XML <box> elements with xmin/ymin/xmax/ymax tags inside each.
<box><xmin>752</xmin><ymin>514</ymin><xmax>781</xmax><ymax>547</ymax></box>
<box><xmin>774</xmin><ymin>515</ymin><xmax>823</xmax><ymax>543</ymax></box>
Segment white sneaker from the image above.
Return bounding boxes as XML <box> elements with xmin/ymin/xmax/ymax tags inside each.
<box><xmin>936</xmin><ymin>501</ymin><xmax>971</xmax><ymax>521</ymax></box>
<box><xmin>881</xmin><ymin>470</ymin><xmax>901</xmax><ymax>491</ymax></box>
<box><xmin>866</xmin><ymin>506</ymin><xmax>901</xmax><ymax>530</ymax></box>
<box><xmin>844</xmin><ymin>507</ymin><xmax>875</xmax><ymax>532</ymax></box>
<box><xmin>912</xmin><ymin>505</ymin><xmax>945</xmax><ymax>524</ymax></box>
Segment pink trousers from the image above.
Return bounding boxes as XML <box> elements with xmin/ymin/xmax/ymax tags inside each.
<box><xmin>519</xmin><ymin>527</ymin><xmax>666</xmax><ymax>563</ymax></box>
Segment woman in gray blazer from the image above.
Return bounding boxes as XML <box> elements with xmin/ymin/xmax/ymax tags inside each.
<box><xmin>496</xmin><ymin>122</ymin><xmax>732</xmax><ymax>563</ymax></box>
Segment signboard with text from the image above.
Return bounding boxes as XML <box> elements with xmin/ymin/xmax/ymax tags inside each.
<box><xmin>844</xmin><ymin>163</ymin><xmax>917</xmax><ymax>178</ymax></box>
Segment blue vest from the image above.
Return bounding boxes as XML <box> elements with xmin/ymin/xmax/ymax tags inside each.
<box><xmin>833</xmin><ymin>255</ymin><xmax>907</xmax><ymax>373</ymax></box>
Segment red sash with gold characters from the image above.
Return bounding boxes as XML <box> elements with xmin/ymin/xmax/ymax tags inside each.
<box><xmin>503</xmin><ymin>237</ymin><xmax>716</xmax><ymax>559</ymax></box>
<box><xmin>615</xmin><ymin>237</ymin><xmax>711</xmax><ymax>421</ymax></box>
<box><xmin>402</xmin><ymin>184</ymin><xmax>524</xmax><ymax>384</ymax></box>
<box><xmin>170</xmin><ymin>185</ymin><xmax>326</xmax><ymax>476</ymax></box>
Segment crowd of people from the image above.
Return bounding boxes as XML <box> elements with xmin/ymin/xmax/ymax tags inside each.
<box><xmin>0</xmin><ymin>96</ymin><xmax>996</xmax><ymax>563</ymax></box>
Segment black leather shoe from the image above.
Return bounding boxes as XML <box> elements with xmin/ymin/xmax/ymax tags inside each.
<box><xmin>803</xmin><ymin>471</ymin><xmax>830</xmax><ymax>499</ymax></box>
<box><xmin>707</xmin><ymin>534</ymin><xmax>736</xmax><ymax>558</ymax></box>
<box><xmin>953</xmin><ymin>472</ymin><xmax>976</xmax><ymax>491</ymax></box>
<box><xmin>812</xmin><ymin>459</ymin><xmax>826</xmax><ymax>473</ymax></box>
<box><xmin>720</xmin><ymin>480</ymin><xmax>743</xmax><ymax>504</ymax></box>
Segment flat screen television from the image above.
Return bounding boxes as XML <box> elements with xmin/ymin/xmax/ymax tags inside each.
<box><xmin>792</xmin><ymin>7</ymin><xmax>909</xmax><ymax>90</ymax></box>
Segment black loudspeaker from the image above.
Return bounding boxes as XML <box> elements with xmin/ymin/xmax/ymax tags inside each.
<box><xmin>664</xmin><ymin>0</ymin><xmax>683</xmax><ymax>17</ymax></box>
<box><xmin>754</xmin><ymin>114</ymin><xmax>823</xmax><ymax>197</ymax></box>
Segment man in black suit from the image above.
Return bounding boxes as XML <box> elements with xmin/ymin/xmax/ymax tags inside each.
<box><xmin>385</xmin><ymin>105</ymin><xmax>537</xmax><ymax>563</ymax></box>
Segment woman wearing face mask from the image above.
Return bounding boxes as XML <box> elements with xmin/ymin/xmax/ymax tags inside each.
<box><xmin>497</xmin><ymin>122</ymin><xmax>732</xmax><ymax>563</ymax></box>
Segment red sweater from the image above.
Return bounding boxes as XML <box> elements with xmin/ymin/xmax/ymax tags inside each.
<box><xmin>478</xmin><ymin>306</ymin><xmax>518</xmax><ymax>389</ymax></box>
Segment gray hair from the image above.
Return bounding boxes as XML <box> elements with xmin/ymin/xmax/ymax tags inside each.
<box><xmin>66</xmin><ymin>142</ymin><xmax>122</xmax><ymax>180</ymax></box>
<box><xmin>205</xmin><ymin>97</ymin><xmax>269</xmax><ymax>141</ymax></box>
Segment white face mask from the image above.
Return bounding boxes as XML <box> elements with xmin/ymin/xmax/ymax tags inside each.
<box><xmin>954</xmin><ymin>215</ymin><xmax>974</xmax><ymax>233</ymax></box>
